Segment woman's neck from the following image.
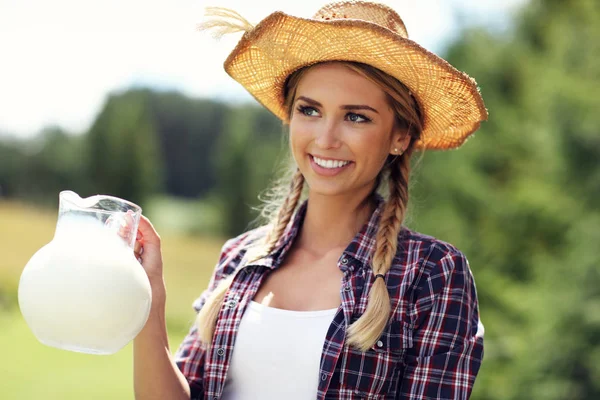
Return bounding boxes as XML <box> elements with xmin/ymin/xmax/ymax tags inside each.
<box><xmin>295</xmin><ymin>190</ymin><xmax>376</xmax><ymax>257</ymax></box>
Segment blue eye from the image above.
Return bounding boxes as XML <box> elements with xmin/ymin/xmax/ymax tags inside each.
<box><xmin>346</xmin><ymin>112</ymin><xmax>371</xmax><ymax>123</ymax></box>
<box><xmin>297</xmin><ymin>105</ymin><xmax>319</xmax><ymax>117</ymax></box>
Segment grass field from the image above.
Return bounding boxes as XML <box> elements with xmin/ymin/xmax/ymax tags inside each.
<box><xmin>0</xmin><ymin>200</ymin><xmax>225</xmax><ymax>399</ymax></box>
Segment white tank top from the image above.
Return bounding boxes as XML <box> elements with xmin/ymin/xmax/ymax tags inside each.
<box><xmin>221</xmin><ymin>301</ymin><xmax>338</xmax><ymax>400</ymax></box>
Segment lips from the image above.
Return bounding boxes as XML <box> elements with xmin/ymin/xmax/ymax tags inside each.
<box><xmin>312</xmin><ymin>155</ymin><xmax>351</xmax><ymax>169</ymax></box>
<box><xmin>308</xmin><ymin>154</ymin><xmax>353</xmax><ymax>176</ymax></box>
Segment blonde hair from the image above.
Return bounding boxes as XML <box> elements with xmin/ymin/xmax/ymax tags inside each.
<box><xmin>196</xmin><ymin>61</ymin><xmax>422</xmax><ymax>351</ymax></box>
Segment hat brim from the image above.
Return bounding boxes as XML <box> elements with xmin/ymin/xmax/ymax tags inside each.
<box><xmin>224</xmin><ymin>12</ymin><xmax>488</xmax><ymax>150</ymax></box>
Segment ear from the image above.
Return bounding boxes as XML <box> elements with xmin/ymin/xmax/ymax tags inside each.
<box><xmin>389</xmin><ymin>127</ymin><xmax>411</xmax><ymax>155</ymax></box>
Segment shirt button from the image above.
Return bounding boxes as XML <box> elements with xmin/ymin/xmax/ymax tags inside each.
<box><xmin>376</xmin><ymin>340</ymin><xmax>384</xmax><ymax>348</ymax></box>
<box><xmin>344</xmin><ymin>284</ymin><xmax>351</xmax><ymax>291</ymax></box>
<box><xmin>226</xmin><ymin>299</ymin><xmax>237</xmax><ymax>309</ymax></box>
<box><xmin>321</xmin><ymin>373</ymin><xmax>327</xmax><ymax>381</ymax></box>
<box><xmin>217</xmin><ymin>348</ymin><xmax>225</xmax><ymax>357</ymax></box>
<box><xmin>341</xmin><ymin>257</ymin><xmax>348</xmax><ymax>265</ymax></box>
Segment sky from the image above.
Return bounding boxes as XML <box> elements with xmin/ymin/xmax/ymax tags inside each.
<box><xmin>0</xmin><ymin>0</ymin><xmax>527</xmax><ymax>138</ymax></box>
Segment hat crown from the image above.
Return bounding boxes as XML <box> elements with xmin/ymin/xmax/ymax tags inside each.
<box><xmin>313</xmin><ymin>1</ymin><xmax>409</xmax><ymax>39</ymax></box>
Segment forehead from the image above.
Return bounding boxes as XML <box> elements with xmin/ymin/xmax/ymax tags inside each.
<box><xmin>295</xmin><ymin>63</ymin><xmax>388</xmax><ymax>105</ymax></box>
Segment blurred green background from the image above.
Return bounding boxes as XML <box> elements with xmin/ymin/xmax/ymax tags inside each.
<box><xmin>1</xmin><ymin>0</ymin><xmax>599</xmax><ymax>398</ymax></box>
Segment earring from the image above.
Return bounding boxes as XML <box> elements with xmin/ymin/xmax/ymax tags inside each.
<box><xmin>394</xmin><ymin>148</ymin><xmax>399</xmax><ymax>153</ymax></box>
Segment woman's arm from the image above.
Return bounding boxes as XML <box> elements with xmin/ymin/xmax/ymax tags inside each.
<box><xmin>131</xmin><ymin>216</ymin><xmax>191</xmax><ymax>400</ymax></box>
<box><xmin>398</xmin><ymin>247</ymin><xmax>484</xmax><ymax>399</ymax></box>
<box><xmin>134</xmin><ymin>279</ymin><xmax>191</xmax><ymax>400</ymax></box>
<box><xmin>129</xmin><ymin>209</ymin><xmax>258</xmax><ymax>399</ymax></box>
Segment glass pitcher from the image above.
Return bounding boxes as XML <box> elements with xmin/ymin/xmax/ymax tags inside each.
<box><xmin>18</xmin><ymin>190</ymin><xmax>152</xmax><ymax>355</ymax></box>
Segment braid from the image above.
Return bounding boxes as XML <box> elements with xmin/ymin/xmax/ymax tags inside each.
<box><xmin>196</xmin><ymin>168</ymin><xmax>304</xmax><ymax>345</ymax></box>
<box><xmin>263</xmin><ymin>168</ymin><xmax>305</xmax><ymax>255</ymax></box>
<box><xmin>346</xmin><ymin>151</ymin><xmax>412</xmax><ymax>351</ymax></box>
<box><xmin>374</xmin><ymin>157</ymin><xmax>409</xmax><ymax>274</ymax></box>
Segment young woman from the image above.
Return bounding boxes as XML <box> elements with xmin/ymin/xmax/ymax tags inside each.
<box><xmin>132</xmin><ymin>2</ymin><xmax>487</xmax><ymax>399</ymax></box>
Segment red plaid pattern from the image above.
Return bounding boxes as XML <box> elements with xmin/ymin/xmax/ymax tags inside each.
<box><xmin>175</xmin><ymin>195</ymin><xmax>484</xmax><ymax>399</ymax></box>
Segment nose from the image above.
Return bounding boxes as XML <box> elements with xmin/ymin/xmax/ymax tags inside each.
<box><xmin>314</xmin><ymin>120</ymin><xmax>342</xmax><ymax>149</ymax></box>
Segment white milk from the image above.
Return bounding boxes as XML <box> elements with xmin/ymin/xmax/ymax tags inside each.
<box><xmin>18</xmin><ymin>215</ymin><xmax>152</xmax><ymax>354</ymax></box>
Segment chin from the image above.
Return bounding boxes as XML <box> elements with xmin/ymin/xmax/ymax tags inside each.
<box><xmin>305</xmin><ymin>181</ymin><xmax>355</xmax><ymax>197</ymax></box>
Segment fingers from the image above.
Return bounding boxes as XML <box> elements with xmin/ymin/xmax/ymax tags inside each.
<box><xmin>106</xmin><ymin>212</ymin><xmax>161</xmax><ymax>266</ymax></box>
<box><xmin>134</xmin><ymin>216</ymin><xmax>160</xmax><ymax>265</ymax></box>
<box><xmin>137</xmin><ymin>215</ymin><xmax>161</xmax><ymax>246</ymax></box>
<box><xmin>107</xmin><ymin>210</ymin><xmax>137</xmax><ymax>246</ymax></box>
<box><xmin>134</xmin><ymin>216</ymin><xmax>164</xmax><ymax>276</ymax></box>
<box><xmin>133</xmin><ymin>236</ymin><xmax>144</xmax><ymax>258</ymax></box>
<box><xmin>103</xmin><ymin>210</ymin><xmax>161</xmax><ymax>268</ymax></box>
<box><xmin>117</xmin><ymin>210</ymin><xmax>136</xmax><ymax>239</ymax></box>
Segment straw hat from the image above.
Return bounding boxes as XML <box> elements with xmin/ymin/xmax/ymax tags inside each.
<box><xmin>207</xmin><ymin>1</ymin><xmax>488</xmax><ymax>150</ymax></box>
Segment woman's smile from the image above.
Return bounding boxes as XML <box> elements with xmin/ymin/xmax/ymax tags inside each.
<box><xmin>309</xmin><ymin>154</ymin><xmax>354</xmax><ymax>176</ymax></box>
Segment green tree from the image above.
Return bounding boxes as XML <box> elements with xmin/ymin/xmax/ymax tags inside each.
<box><xmin>87</xmin><ymin>89</ymin><xmax>164</xmax><ymax>207</ymax></box>
<box><xmin>213</xmin><ymin>104</ymin><xmax>284</xmax><ymax>236</ymax></box>
<box><xmin>145</xmin><ymin>91</ymin><xmax>227</xmax><ymax>198</ymax></box>
<box><xmin>0</xmin><ymin>128</ymin><xmax>89</xmax><ymax>206</ymax></box>
<box><xmin>0</xmin><ymin>138</ymin><xmax>26</xmax><ymax>198</ymax></box>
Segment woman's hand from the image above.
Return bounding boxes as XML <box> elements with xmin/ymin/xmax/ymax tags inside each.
<box><xmin>133</xmin><ymin>215</ymin><xmax>164</xmax><ymax>283</ymax></box>
<box><xmin>114</xmin><ymin>211</ymin><xmax>165</xmax><ymax>289</ymax></box>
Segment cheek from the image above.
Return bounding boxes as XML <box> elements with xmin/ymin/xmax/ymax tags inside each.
<box><xmin>349</xmin><ymin>128</ymin><xmax>389</xmax><ymax>157</ymax></box>
<box><xmin>288</xmin><ymin>125</ymin><xmax>306</xmax><ymax>166</ymax></box>
<box><xmin>289</xmin><ymin>119</ymin><xmax>312</xmax><ymax>149</ymax></box>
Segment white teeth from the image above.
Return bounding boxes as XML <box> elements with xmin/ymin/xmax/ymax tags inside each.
<box><xmin>313</xmin><ymin>156</ymin><xmax>350</xmax><ymax>169</ymax></box>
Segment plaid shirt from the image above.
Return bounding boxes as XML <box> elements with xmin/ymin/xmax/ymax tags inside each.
<box><xmin>175</xmin><ymin>195</ymin><xmax>484</xmax><ymax>399</ymax></box>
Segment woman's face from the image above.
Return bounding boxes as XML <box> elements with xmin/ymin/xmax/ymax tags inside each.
<box><xmin>289</xmin><ymin>62</ymin><xmax>408</xmax><ymax>198</ymax></box>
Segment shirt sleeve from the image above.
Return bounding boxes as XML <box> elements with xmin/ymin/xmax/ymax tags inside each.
<box><xmin>173</xmin><ymin>232</ymin><xmax>252</xmax><ymax>399</ymax></box>
<box><xmin>398</xmin><ymin>246</ymin><xmax>484</xmax><ymax>399</ymax></box>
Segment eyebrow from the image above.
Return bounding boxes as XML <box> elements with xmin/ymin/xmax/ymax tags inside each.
<box><xmin>296</xmin><ymin>96</ymin><xmax>379</xmax><ymax>114</ymax></box>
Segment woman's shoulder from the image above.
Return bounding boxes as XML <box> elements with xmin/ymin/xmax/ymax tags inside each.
<box><xmin>395</xmin><ymin>226</ymin><xmax>470</xmax><ymax>271</ymax></box>
<box><xmin>398</xmin><ymin>226</ymin><xmax>465</xmax><ymax>254</ymax></box>
<box><xmin>393</xmin><ymin>227</ymin><xmax>480</xmax><ymax>325</ymax></box>
<box><xmin>217</xmin><ymin>224</ymin><xmax>272</xmax><ymax>262</ymax></box>
<box><xmin>207</xmin><ymin>225</ymin><xmax>272</xmax><ymax>284</ymax></box>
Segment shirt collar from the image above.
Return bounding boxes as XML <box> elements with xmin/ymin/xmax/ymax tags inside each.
<box><xmin>245</xmin><ymin>194</ymin><xmax>385</xmax><ymax>271</ymax></box>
